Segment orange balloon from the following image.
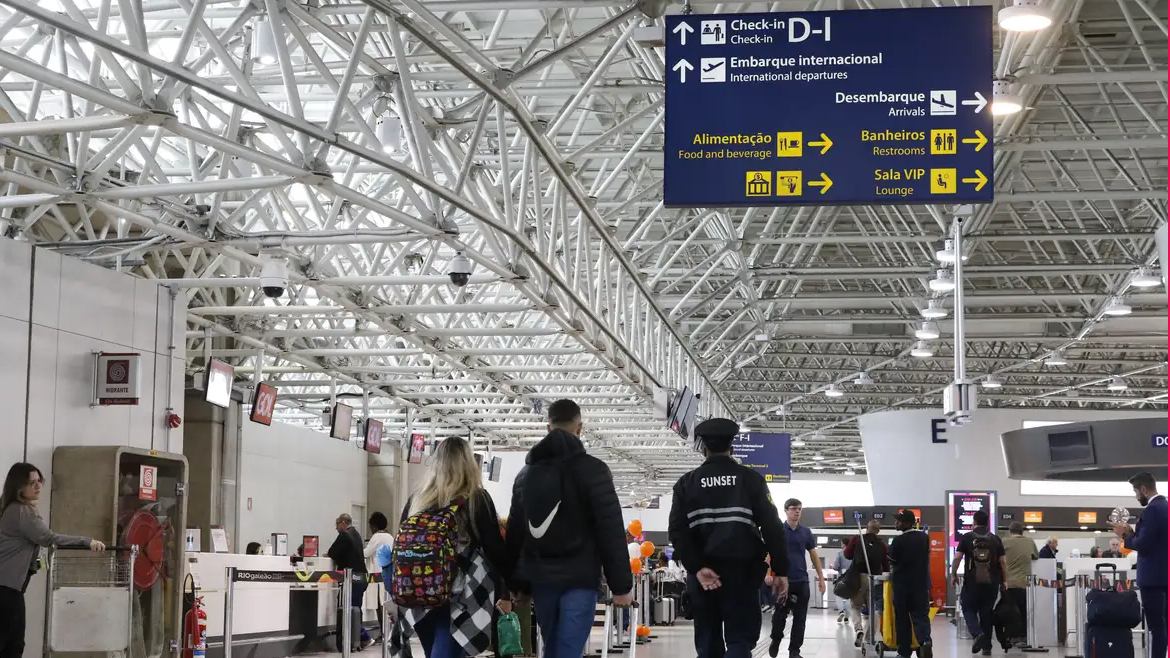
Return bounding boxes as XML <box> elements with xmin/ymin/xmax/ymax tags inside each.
<box><xmin>637</xmin><ymin>626</ymin><xmax>651</xmax><ymax>637</ymax></box>
<box><xmin>629</xmin><ymin>557</ymin><xmax>642</xmax><ymax>574</ymax></box>
<box><xmin>639</xmin><ymin>541</ymin><xmax>655</xmax><ymax>558</ymax></box>
<box><xmin>628</xmin><ymin>520</ymin><xmax>643</xmax><ymax>535</ymax></box>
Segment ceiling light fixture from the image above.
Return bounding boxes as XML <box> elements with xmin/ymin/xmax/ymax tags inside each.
<box><xmin>843</xmin><ymin>469</ymin><xmax>856</xmax><ymax>476</ymax></box>
<box><xmin>1045</xmin><ymin>350</ymin><xmax>1068</xmax><ymax>367</ymax></box>
<box><xmin>997</xmin><ymin>0</ymin><xmax>1054</xmax><ymax>32</ymax></box>
<box><xmin>992</xmin><ymin>79</ymin><xmax>1023</xmax><ymax>116</ymax></box>
<box><xmin>812</xmin><ymin>465</ymin><xmax>825</xmax><ymax>471</ymax></box>
<box><xmin>921</xmin><ymin>299</ymin><xmax>948</xmax><ymax>319</ymax></box>
<box><xmin>936</xmin><ymin>239</ymin><xmax>956</xmax><ymax>263</ymax></box>
<box><xmin>252</xmin><ymin>17</ymin><xmax>280</xmax><ymax>66</ymax></box>
<box><xmin>915</xmin><ymin>321</ymin><xmax>941</xmax><ymax>340</ymax></box>
<box><xmin>982</xmin><ymin>375</ymin><xmax>1002</xmax><ymax>389</ymax></box>
<box><xmin>824</xmin><ymin>383</ymin><xmax>844</xmax><ymax>398</ymax></box>
<box><xmin>910</xmin><ymin>341</ymin><xmax>934</xmax><ymax>358</ymax></box>
<box><xmin>854</xmin><ymin>372</ymin><xmax>874</xmax><ymax>386</ymax></box>
<box><xmin>376</xmin><ymin>115</ymin><xmax>403</xmax><ymax>154</ymax></box>
<box><xmin>812</xmin><ymin>454</ymin><xmax>825</xmax><ymax>461</ymax></box>
<box><xmin>1103</xmin><ymin>297</ymin><xmax>1132</xmax><ymax>317</ymax></box>
<box><xmin>1107</xmin><ymin>376</ymin><xmax>1128</xmax><ymax>392</ymax></box>
<box><xmin>1130</xmin><ymin>267</ymin><xmax>1162</xmax><ymax>288</ymax></box>
<box><xmin>929</xmin><ymin>269</ymin><xmax>956</xmax><ymax>292</ymax></box>
<box><xmin>790</xmin><ymin>438</ymin><xmax>806</xmax><ymax>448</ymax></box>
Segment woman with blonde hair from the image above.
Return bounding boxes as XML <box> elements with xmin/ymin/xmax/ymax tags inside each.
<box><xmin>391</xmin><ymin>437</ymin><xmax>512</xmax><ymax>658</ymax></box>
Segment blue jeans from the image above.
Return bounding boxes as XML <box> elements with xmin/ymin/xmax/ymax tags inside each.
<box><xmin>414</xmin><ymin>605</ymin><xmax>458</xmax><ymax>658</ymax></box>
<box><xmin>531</xmin><ymin>587</ymin><xmax>599</xmax><ymax>658</ymax></box>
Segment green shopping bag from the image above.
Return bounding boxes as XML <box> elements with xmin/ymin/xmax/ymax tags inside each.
<box><xmin>497</xmin><ymin>611</ymin><xmax>523</xmax><ymax>657</ymax></box>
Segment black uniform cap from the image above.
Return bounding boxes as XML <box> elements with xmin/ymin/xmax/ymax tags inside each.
<box><xmin>694</xmin><ymin>417</ymin><xmax>740</xmax><ymax>450</ymax></box>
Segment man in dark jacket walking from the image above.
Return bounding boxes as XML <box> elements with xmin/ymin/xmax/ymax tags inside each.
<box><xmin>506</xmin><ymin>399</ymin><xmax>633</xmax><ymax>658</ymax></box>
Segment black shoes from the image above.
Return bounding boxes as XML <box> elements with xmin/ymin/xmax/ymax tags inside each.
<box><xmin>919</xmin><ymin>641</ymin><xmax>933</xmax><ymax>658</ymax></box>
<box><xmin>768</xmin><ymin>638</ymin><xmax>781</xmax><ymax>658</ymax></box>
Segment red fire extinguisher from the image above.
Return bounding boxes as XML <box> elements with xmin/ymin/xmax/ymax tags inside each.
<box><xmin>184</xmin><ymin>576</ymin><xmax>207</xmax><ymax>658</ymax></box>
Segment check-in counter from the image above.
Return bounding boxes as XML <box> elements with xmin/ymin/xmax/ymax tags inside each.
<box><xmin>184</xmin><ymin>553</ymin><xmax>378</xmax><ymax>658</ymax></box>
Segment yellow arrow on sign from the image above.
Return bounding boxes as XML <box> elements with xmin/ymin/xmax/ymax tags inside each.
<box><xmin>808</xmin><ymin>172</ymin><xmax>833</xmax><ymax>194</ymax></box>
<box><xmin>961</xmin><ymin>170</ymin><xmax>988</xmax><ymax>192</ymax></box>
<box><xmin>808</xmin><ymin>133</ymin><xmax>833</xmax><ymax>155</ymax></box>
<box><xmin>961</xmin><ymin>130</ymin><xmax>988</xmax><ymax>152</ymax></box>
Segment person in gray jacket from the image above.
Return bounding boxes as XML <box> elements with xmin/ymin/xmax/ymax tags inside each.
<box><xmin>0</xmin><ymin>463</ymin><xmax>104</xmax><ymax>658</ymax></box>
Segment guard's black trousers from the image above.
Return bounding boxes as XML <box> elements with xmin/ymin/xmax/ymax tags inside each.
<box><xmin>689</xmin><ymin>575</ymin><xmax>762</xmax><ymax>658</ymax></box>
<box><xmin>890</xmin><ymin>581</ymin><xmax>932</xmax><ymax>657</ymax></box>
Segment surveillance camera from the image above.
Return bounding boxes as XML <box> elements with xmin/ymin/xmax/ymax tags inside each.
<box><xmin>448</xmin><ymin>252</ymin><xmax>472</xmax><ymax>288</ymax></box>
<box><xmin>260</xmin><ymin>258</ymin><xmax>288</xmax><ymax>299</ymax></box>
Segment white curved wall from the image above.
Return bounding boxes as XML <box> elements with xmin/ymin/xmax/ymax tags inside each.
<box><xmin>860</xmin><ymin>408</ymin><xmax>1166</xmax><ymax>507</ymax></box>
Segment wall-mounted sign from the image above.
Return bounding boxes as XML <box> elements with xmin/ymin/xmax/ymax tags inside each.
<box><xmin>250</xmin><ymin>382</ymin><xmax>277</xmax><ymax>425</ymax></box>
<box><xmin>1152</xmin><ymin>434</ymin><xmax>1168</xmax><ymax>448</ymax></box>
<box><xmin>1023</xmin><ymin>511</ymin><xmax>1043</xmax><ymax>523</ymax></box>
<box><xmin>872</xmin><ymin>512</ymin><xmax>886</xmax><ymax>520</ymax></box>
<box><xmin>94</xmin><ymin>352</ymin><xmax>141</xmax><ymax>406</ymax></box>
<box><xmin>1077</xmin><ymin>511</ymin><xmax>1098</xmax><ymax>524</ymax></box>
<box><xmin>1000</xmin><ymin>512</ymin><xmax>1015</xmax><ymax>521</ymax></box>
<box><xmin>138</xmin><ymin>465</ymin><xmax>157</xmax><ymax>502</ymax></box>
<box><xmin>823</xmin><ymin>509</ymin><xmax>845</xmax><ymax>525</ymax></box>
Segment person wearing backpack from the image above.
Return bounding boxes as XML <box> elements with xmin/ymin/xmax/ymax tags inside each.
<box><xmin>388</xmin><ymin>436</ymin><xmax>513</xmax><ymax>658</ymax></box>
<box><xmin>950</xmin><ymin>510</ymin><xmax>1007</xmax><ymax>656</ymax></box>
<box><xmin>505</xmin><ymin>399</ymin><xmax>634</xmax><ymax>658</ymax></box>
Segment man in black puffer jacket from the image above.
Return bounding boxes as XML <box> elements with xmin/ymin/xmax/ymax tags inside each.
<box><xmin>506</xmin><ymin>399</ymin><xmax>633</xmax><ymax>658</ymax></box>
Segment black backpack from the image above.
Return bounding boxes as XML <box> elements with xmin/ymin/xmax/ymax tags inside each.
<box><xmin>522</xmin><ymin>455</ymin><xmax>585</xmax><ymax>556</ymax></box>
<box><xmin>970</xmin><ymin>533</ymin><xmax>995</xmax><ymax>584</ymax></box>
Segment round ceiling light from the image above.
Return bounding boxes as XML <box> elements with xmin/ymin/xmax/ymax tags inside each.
<box><xmin>824</xmin><ymin>383</ymin><xmax>845</xmax><ymax>398</ymax></box>
<box><xmin>992</xmin><ymin>79</ymin><xmax>1023</xmax><ymax>116</ymax></box>
<box><xmin>915</xmin><ymin>321</ymin><xmax>941</xmax><ymax>340</ymax></box>
<box><xmin>998</xmin><ymin>0</ymin><xmax>1054</xmax><ymax>32</ymax></box>
<box><xmin>1130</xmin><ymin>267</ymin><xmax>1162</xmax><ymax>288</ymax></box>
<box><xmin>1103</xmin><ymin>297</ymin><xmax>1132</xmax><ymax>317</ymax></box>
<box><xmin>910</xmin><ymin>341</ymin><xmax>934</xmax><ymax>358</ymax></box>
<box><xmin>982</xmin><ymin>375</ymin><xmax>1002</xmax><ymax>389</ymax></box>
<box><xmin>1107</xmin><ymin>376</ymin><xmax>1128</xmax><ymax>392</ymax></box>
<box><xmin>921</xmin><ymin>299</ymin><xmax>948</xmax><ymax>319</ymax></box>
<box><xmin>929</xmin><ymin>269</ymin><xmax>956</xmax><ymax>292</ymax></box>
<box><xmin>1045</xmin><ymin>350</ymin><xmax>1068</xmax><ymax>367</ymax></box>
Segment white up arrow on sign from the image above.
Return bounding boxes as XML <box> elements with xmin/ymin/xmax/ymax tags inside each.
<box><xmin>672</xmin><ymin>22</ymin><xmax>693</xmax><ymax>45</ymax></box>
<box><xmin>673</xmin><ymin>59</ymin><xmax>693</xmax><ymax>83</ymax></box>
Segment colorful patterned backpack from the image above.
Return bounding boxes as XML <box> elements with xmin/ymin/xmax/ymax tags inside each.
<box><xmin>390</xmin><ymin>499</ymin><xmax>464</xmax><ymax>608</ymax></box>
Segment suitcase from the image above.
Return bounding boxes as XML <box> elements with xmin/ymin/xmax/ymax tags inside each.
<box><xmin>653</xmin><ymin>597</ymin><xmax>676</xmax><ymax>626</ymax></box>
<box><xmin>1084</xmin><ymin>625</ymin><xmax>1134</xmax><ymax>658</ymax></box>
<box><xmin>1086</xmin><ymin>589</ymin><xmax>1142</xmax><ymax>628</ymax></box>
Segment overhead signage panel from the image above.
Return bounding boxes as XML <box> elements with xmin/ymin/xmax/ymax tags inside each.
<box><xmin>664</xmin><ymin>6</ymin><xmax>994</xmax><ymax>208</ymax></box>
<box><xmin>732</xmin><ymin>432</ymin><xmax>792</xmax><ymax>483</ymax></box>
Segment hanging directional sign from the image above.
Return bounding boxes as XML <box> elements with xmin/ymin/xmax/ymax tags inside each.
<box><xmin>664</xmin><ymin>6</ymin><xmax>994</xmax><ymax>208</ymax></box>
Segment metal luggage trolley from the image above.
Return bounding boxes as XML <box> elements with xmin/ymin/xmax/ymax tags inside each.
<box><xmin>861</xmin><ymin>574</ymin><xmax>887</xmax><ymax>658</ymax></box>
<box><xmin>44</xmin><ymin>545</ymin><xmax>137</xmax><ymax>658</ymax></box>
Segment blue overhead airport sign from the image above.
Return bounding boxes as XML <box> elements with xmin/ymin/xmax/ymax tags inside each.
<box><xmin>732</xmin><ymin>432</ymin><xmax>792</xmax><ymax>483</ymax></box>
<box><xmin>664</xmin><ymin>6</ymin><xmax>994</xmax><ymax>208</ymax></box>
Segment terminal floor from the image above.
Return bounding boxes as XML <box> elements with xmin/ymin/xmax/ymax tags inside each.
<box><xmin>310</xmin><ymin>609</ymin><xmax>1077</xmax><ymax>658</ymax></box>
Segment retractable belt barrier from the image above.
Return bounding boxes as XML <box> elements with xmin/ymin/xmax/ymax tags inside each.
<box><xmin>224</xmin><ymin>567</ymin><xmax>373</xmax><ymax>658</ymax></box>
<box><xmin>1027</xmin><ymin>575</ymin><xmax>1138</xmax><ymax>591</ymax></box>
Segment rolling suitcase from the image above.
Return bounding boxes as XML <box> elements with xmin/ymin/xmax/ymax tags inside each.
<box><xmin>1084</xmin><ymin>625</ymin><xmax>1134</xmax><ymax>658</ymax></box>
<box><xmin>653</xmin><ymin>597</ymin><xmax>676</xmax><ymax>626</ymax></box>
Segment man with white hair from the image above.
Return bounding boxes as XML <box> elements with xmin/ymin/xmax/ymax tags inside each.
<box><xmin>1038</xmin><ymin>537</ymin><xmax>1058</xmax><ymax>559</ymax></box>
<box><xmin>1100</xmin><ymin>538</ymin><xmax>1123</xmax><ymax>558</ymax></box>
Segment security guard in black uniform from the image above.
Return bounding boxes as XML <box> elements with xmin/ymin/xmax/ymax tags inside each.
<box><xmin>668</xmin><ymin>418</ymin><xmax>790</xmax><ymax>658</ymax></box>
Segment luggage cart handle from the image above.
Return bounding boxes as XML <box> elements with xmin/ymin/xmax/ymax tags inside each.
<box><xmin>55</xmin><ymin>544</ymin><xmax>137</xmax><ymax>552</ymax></box>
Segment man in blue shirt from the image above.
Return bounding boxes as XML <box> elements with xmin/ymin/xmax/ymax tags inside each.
<box><xmin>1111</xmin><ymin>472</ymin><xmax>1167</xmax><ymax>658</ymax></box>
<box><xmin>768</xmin><ymin>499</ymin><xmax>826</xmax><ymax>658</ymax></box>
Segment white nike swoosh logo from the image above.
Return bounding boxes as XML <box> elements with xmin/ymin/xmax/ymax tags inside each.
<box><xmin>528</xmin><ymin>502</ymin><xmax>561</xmax><ymax>539</ymax></box>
